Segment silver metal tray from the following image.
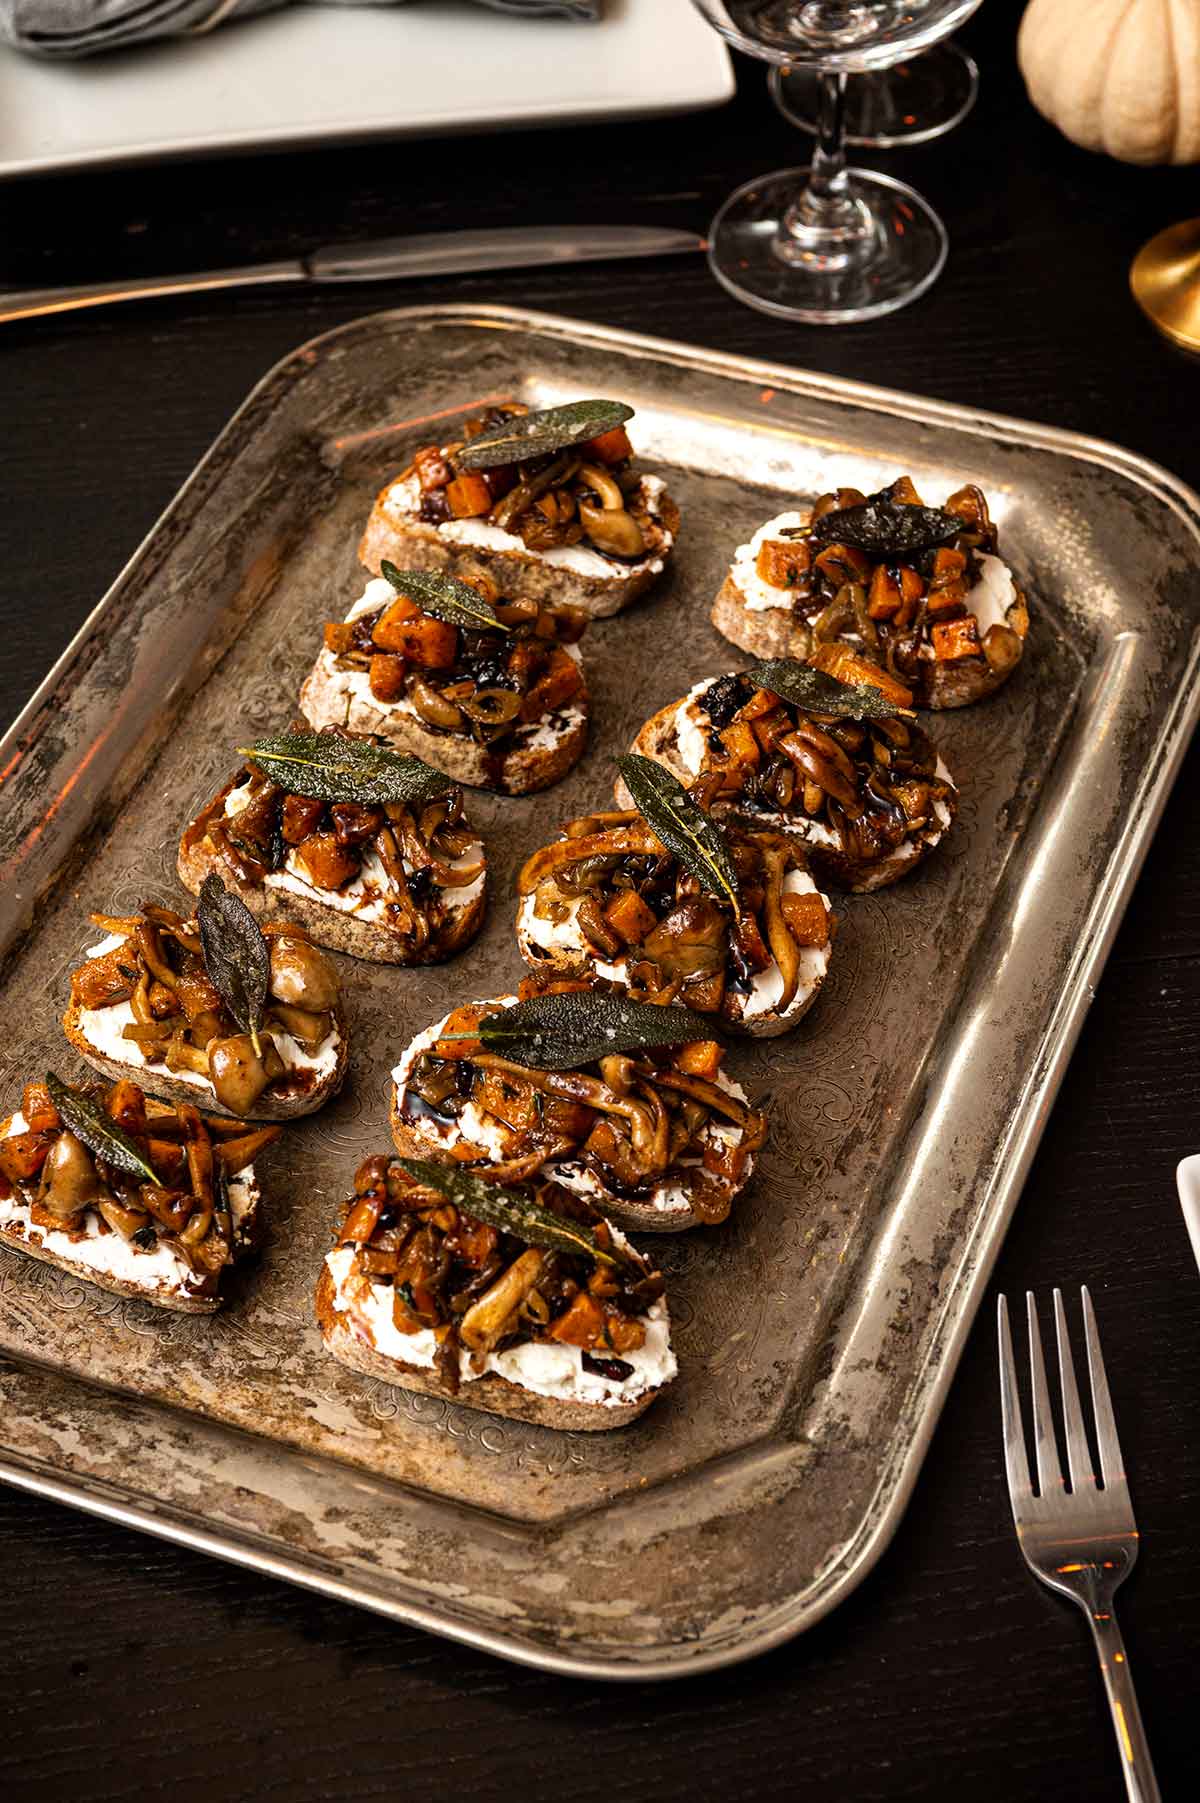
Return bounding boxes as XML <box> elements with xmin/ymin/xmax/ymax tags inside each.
<box><xmin>2</xmin><ymin>305</ymin><xmax>1198</xmax><ymax>1680</ymax></box>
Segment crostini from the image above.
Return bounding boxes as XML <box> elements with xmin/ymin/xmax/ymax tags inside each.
<box><xmin>299</xmin><ymin>567</ymin><xmax>589</xmax><ymax>796</ymax></box>
<box><xmin>64</xmin><ymin>882</ymin><xmax>348</xmax><ymax>1120</ymax></box>
<box><xmin>390</xmin><ymin>985</ymin><xmax>768</xmax><ymax>1232</ymax></box>
<box><xmin>515</xmin><ymin>771</ymin><xmax>834</xmax><ymax>1038</ymax></box>
<box><xmin>179</xmin><ymin>727</ymin><xmax>487</xmax><ymax>965</ymax></box>
<box><xmin>0</xmin><ymin>1074</ymin><xmax>279</xmax><ymax>1313</ymax></box>
<box><xmin>622</xmin><ymin>660</ymin><xmax>957</xmax><ymax>893</ymax></box>
<box><xmin>712</xmin><ymin>477</ymin><xmax>1029</xmax><ymax>709</ymax></box>
<box><xmin>358</xmin><ymin>398</ymin><xmax>679</xmax><ymax>618</ymax></box>
<box><xmin>316</xmin><ymin>1152</ymin><xmax>676</xmax><ymax>1429</ymax></box>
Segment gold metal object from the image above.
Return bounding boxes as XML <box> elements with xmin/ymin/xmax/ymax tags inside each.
<box><xmin>1130</xmin><ymin>218</ymin><xmax>1200</xmax><ymax>352</ymax></box>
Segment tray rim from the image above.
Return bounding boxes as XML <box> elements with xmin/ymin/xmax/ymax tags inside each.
<box><xmin>2</xmin><ymin>302</ymin><xmax>1200</xmax><ymax>1681</ymax></box>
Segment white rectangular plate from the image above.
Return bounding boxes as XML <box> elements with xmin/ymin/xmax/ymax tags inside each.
<box><xmin>0</xmin><ymin>0</ymin><xmax>732</xmax><ymax>180</ymax></box>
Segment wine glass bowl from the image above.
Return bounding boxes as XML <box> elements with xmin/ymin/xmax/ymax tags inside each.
<box><xmin>692</xmin><ymin>0</ymin><xmax>984</xmax><ymax>323</ymax></box>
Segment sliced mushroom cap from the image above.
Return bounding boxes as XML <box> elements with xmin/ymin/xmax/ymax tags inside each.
<box><xmin>36</xmin><ymin>1130</ymin><xmax>110</xmax><ymax>1220</ymax></box>
<box><xmin>207</xmin><ymin>1032</ymin><xmax>285</xmax><ymax>1117</ymax></box>
<box><xmin>578</xmin><ymin>501</ymin><xmax>645</xmax><ymax>559</ymax></box>
<box><xmin>268</xmin><ymin>935</ymin><xmax>339</xmax><ymax>1013</ymax></box>
<box><xmin>459</xmin><ymin>1248</ymin><xmax>547</xmax><ymax>1353</ymax></box>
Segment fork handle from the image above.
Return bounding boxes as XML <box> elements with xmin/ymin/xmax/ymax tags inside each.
<box><xmin>1087</xmin><ymin>1609</ymin><xmax>1161</xmax><ymax>1803</ymax></box>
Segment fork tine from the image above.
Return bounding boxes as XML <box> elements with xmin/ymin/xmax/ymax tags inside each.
<box><xmin>997</xmin><ymin>1295</ymin><xmax>1032</xmax><ymax>1508</ymax></box>
<box><xmin>1053</xmin><ymin>1288</ymin><xmax>1093</xmax><ymax>1492</ymax></box>
<box><xmin>1026</xmin><ymin>1291</ymin><xmax>1062</xmax><ymax>1498</ymax></box>
<box><xmin>1081</xmin><ymin>1286</ymin><xmax>1127</xmax><ymax>1491</ymax></box>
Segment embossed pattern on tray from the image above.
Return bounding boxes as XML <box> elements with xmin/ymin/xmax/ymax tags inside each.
<box><xmin>0</xmin><ymin>308</ymin><xmax>1197</xmax><ymax>1672</ymax></box>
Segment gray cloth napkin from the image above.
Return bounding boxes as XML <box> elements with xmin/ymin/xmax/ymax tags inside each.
<box><xmin>1</xmin><ymin>0</ymin><xmax>597</xmax><ymax>59</ymax></box>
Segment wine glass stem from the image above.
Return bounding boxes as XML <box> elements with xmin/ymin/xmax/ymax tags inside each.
<box><xmin>782</xmin><ymin>69</ymin><xmax>868</xmax><ymax>244</ymax></box>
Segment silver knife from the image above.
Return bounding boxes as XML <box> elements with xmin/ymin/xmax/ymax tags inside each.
<box><xmin>0</xmin><ymin>224</ymin><xmax>705</xmax><ymax>326</ymax></box>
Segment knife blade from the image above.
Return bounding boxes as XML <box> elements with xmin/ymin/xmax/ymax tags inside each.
<box><xmin>0</xmin><ymin>224</ymin><xmax>705</xmax><ymax>326</ymax></box>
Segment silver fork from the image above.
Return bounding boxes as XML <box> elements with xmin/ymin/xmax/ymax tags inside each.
<box><xmin>998</xmin><ymin>1288</ymin><xmax>1161</xmax><ymax>1803</ymax></box>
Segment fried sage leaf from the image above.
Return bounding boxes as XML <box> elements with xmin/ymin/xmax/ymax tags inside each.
<box><xmin>810</xmin><ymin>499</ymin><xmax>963</xmax><ymax>558</ymax></box>
<box><xmin>236</xmin><ymin>732</ymin><xmax>453</xmax><ymax>807</ymax></box>
<box><xmin>392</xmin><ymin>1157</ymin><xmax>621</xmax><ymax>1267</ymax></box>
<box><xmin>617</xmin><ymin>754</ymin><xmax>739</xmax><ymax>909</ymax></box>
<box><xmin>456</xmin><ymin>399</ymin><xmax>634</xmax><ymax>471</ymax></box>
<box><xmin>744</xmin><ymin>658</ymin><xmax>909</xmax><ymax>721</ymax></box>
<box><xmin>380</xmin><ymin>563</ymin><xmax>511</xmax><ymax>634</ymax></box>
<box><xmin>45</xmin><ymin>1072</ymin><xmax>159</xmax><ymax>1185</ymax></box>
<box><xmin>197</xmin><ymin>874</ymin><xmax>270</xmax><ymax>1042</ymax></box>
<box><xmin>470</xmin><ymin>992</ymin><xmax>723</xmax><ymax>1070</ymax></box>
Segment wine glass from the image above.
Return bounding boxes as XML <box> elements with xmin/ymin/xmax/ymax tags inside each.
<box><xmin>770</xmin><ymin>42</ymin><xmax>979</xmax><ymax>148</ymax></box>
<box><xmin>691</xmin><ymin>1</ymin><xmax>985</xmax><ymax>324</ymax></box>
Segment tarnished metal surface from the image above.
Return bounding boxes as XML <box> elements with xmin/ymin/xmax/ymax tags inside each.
<box><xmin>1</xmin><ymin>306</ymin><xmax>1198</xmax><ymax>1676</ymax></box>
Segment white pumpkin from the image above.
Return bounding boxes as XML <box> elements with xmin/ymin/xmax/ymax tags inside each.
<box><xmin>1018</xmin><ymin>0</ymin><xmax>1200</xmax><ymax>165</ymax></box>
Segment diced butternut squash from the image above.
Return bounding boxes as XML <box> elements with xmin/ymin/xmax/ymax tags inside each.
<box><xmin>702</xmin><ymin>1136</ymin><xmax>748</xmax><ymax>1184</ymax></box>
<box><xmin>433</xmin><ymin>1004</ymin><xmax>487</xmax><ymax>1060</ymax></box>
<box><xmin>70</xmin><ymin>941</ymin><xmax>138</xmax><ymax>1009</ymax></box>
<box><xmin>516</xmin><ymin>974</ymin><xmax>592</xmax><ymax>1001</ymax></box>
<box><xmin>930</xmin><ymin>547</ymin><xmax>966</xmax><ymax>584</ymax></box>
<box><xmin>547</xmin><ymin>1290</ymin><xmax>606</xmax><ymax>1348</ymax></box>
<box><xmin>781</xmin><ymin>891</ymin><xmax>829</xmax><ymax>947</ymax></box>
<box><xmin>867</xmin><ymin>565</ymin><xmax>901</xmax><ymax>620</ymax></box>
<box><xmin>445</xmin><ymin>473</ymin><xmax>492</xmax><ymax>519</ymax></box>
<box><xmin>472</xmin><ymin>1068</ymin><xmax>539</xmax><ymax>1134</ymax></box>
<box><xmin>368</xmin><ymin>653</ymin><xmax>409</xmax><ymax>702</ymax></box>
<box><xmin>884</xmin><ymin>474</ymin><xmax>924</xmax><ymax>506</ymax></box>
<box><xmin>107</xmin><ymin>1080</ymin><xmax>147</xmax><ymax>1138</ymax></box>
<box><xmin>375</xmin><ymin>611</ymin><xmax>458</xmax><ymax>669</ymax></box>
<box><xmin>674</xmin><ymin>1040</ymin><xmax>724</xmax><ymax>1080</ymax></box>
<box><xmin>755</xmin><ymin>537</ymin><xmax>810</xmax><ymax>590</ymax></box>
<box><xmin>603</xmin><ymin>888</ymin><xmax>658</xmax><ymax>946</ymax></box>
<box><xmin>584</xmin><ymin>425</ymin><xmax>633</xmax><ymax>465</ymax></box>
<box><xmin>0</xmin><ymin>1129</ymin><xmax>56</xmax><ymax>1185</ymax></box>
<box><xmin>924</xmin><ymin>582</ymin><xmax>968</xmax><ymax>618</ymax></box>
<box><xmin>290</xmin><ymin>830</ymin><xmax>360</xmax><ymax>891</ymax></box>
<box><xmin>807</xmin><ymin>642</ymin><xmax>913</xmax><ymax>710</ymax></box>
<box><xmin>737</xmin><ymin>686</ymin><xmax>785</xmax><ymax>724</ymax></box>
<box><xmin>21</xmin><ymin>1081</ymin><xmax>60</xmax><ymax>1135</ymax></box>
<box><xmin>370</xmin><ymin>593</ymin><xmax>420</xmax><ymax>646</ymax></box>
<box><xmin>931</xmin><ymin>617</ymin><xmax>983</xmax><ymax>661</ymax></box>
<box><xmin>718</xmin><ymin>720</ymin><xmax>761</xmax><ymax>770</ymax></box>
<box><xmin>323</xmin><ymin>622</ymin><xmax>356</xmax><ymax>655</ymax></box>
<box><xmin>519</xmin><ymin>647</ymin><xmax>583</xmax><ymax>722</ymax></box>
<box><xmin>605</xmin><ymin>1312</ymin><xmax>647</xmax><ymax>1355</ymax></box>
<box><xmin>814</xmin><ymin>542</ymin><xmax>873</xmax><ymax>585</ymax></box>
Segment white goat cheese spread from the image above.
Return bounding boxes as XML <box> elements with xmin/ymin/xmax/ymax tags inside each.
<box><xmin>307</xmin><ymin>578</ymin><xmax>586</xmax><ymax>752</ymax></box>
<box><xmin>223</xmin><ymin>780</ymin><xmax>485</xmax><ymax>923</ymax></box>
<box><xmin>729</xmin><ymin>510</ymin><xmax>810</xmax><ymax>611</ymax></box>
<box><xmin>325</xmin><ymin>1243</ymin><xmax>675</xmax><ymax>1406</ymax></box>
<box><xmin>671</xmin><ymin>686</ymin><xmax>955</xmax><ymax>856</ymax></box>
<box><xmin>517</xmin><ymin>867</ymin><xmax>829</xmax><ymax>1026</ymax></box>
<box><xmin>392</xmin><ymin>1004</ymin><xmax>753</xmax><ymax>1215</ymax></box>
<box><xmin>381</xmin><ymin>471</ymin><xmax>671</xmax><ymax>581</ymax></box>
<box><xmin>76</xmin><ymin>934</ymin><xmax>340</xmax><ymax>1090</ymax></box>
<box><xmin>1</xmin><ymin>1111</ymin><xmax>257</xmax><ymax>1293</ymax></box>
<box><xmin>733</xmin><ymin>516</ymin><xmax>1019</xmax><ymax>651</ymax></box>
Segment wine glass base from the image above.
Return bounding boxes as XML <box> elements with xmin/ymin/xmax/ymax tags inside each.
<box><xmin>770</xmin><ymin>42</ymin><xmax>979</xmax><ymax>147</ymax></box>
<box><xmin>707</xmin><ymin>166</ymin><xmax>947</xmax><ymax>325</ymax></box>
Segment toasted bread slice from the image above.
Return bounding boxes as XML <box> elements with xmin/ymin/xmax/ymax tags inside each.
<box><xmin>299</xmin><ymin>648</ymin><xmax>588</xmax><ymax>796</ymax></box>
<box><xmin>0</xmin><ymin>1108</ymin><xmax>262</xmax><ymax>1314</ymax></box>
<box><xmin>514</xmin><ymin>879</ymin><xmax>831</xmax><ymax>1040</ymax></box>
<box><xmin>359</xmin><ymin>473</ymin><xmax>679</xmax><ymax>620</ymax></box>
<box><xmin>712</xmin><ymin>507</ymin><xmax>1028</xmax><ymax>710</ymax></box>
<box><xmin>63</xmin><ymin>985</ymin><xmax>348</xmax><ymax>1123</ymax></box>
<box><xmin>316</xmin><ymin>1259</ymin><xmax>670</xmax><ymax>1430</ymax></box>
<box><xmin>619</xmin><ymin>682</ymin><xmax>956</xmax><ymax>894</ymax></box>
<box><xmin>387</xmin><ymin>1002</ymin><xmax>762</xmax><ymax>1233</ymax></box>
<box><xmin>178</xmin><ymin>776</ymin><xmax>487</xmax><ymax>968</ymax></box>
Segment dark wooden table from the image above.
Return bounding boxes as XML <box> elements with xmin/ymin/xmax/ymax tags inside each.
<box><xmin>3</xmin><ymin>6</ymin><xmax>1200</xmax><ymax>1798</ymax></box>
